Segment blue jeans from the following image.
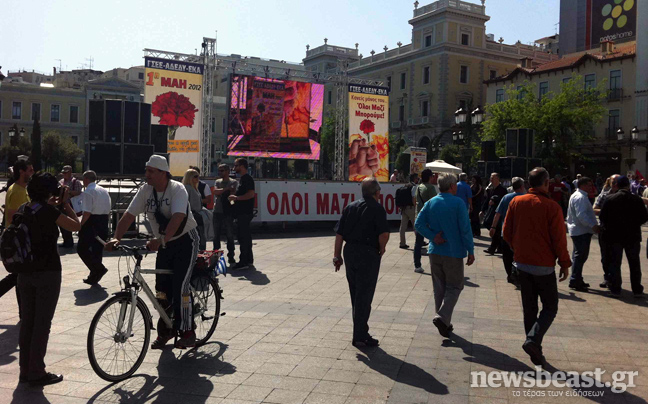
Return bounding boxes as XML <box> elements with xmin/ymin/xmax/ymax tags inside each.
<box><xmin>570</xmin><ymin>233</ymin><xmax>592</xmax><ymax>285</ymax></box>
<box><xmin>414</xmin><ymin>231</ymin><xmax>425</xmax><ymax>268</ymax></box>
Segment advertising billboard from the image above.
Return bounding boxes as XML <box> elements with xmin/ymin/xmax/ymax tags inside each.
<box><xmin>348</xmin><ymin>84</ymin><xmax>390</xmax><ymax>182</ymax></box>
<box><xmin>591</xmin><ymin>0</ymin><xmax>636</xmax><ymax>45</ymax></box>
<box><xmin>144</xmin><ymin>57</ymin><xmax>203</xmax><ymax>176</ymax></box>
<box><xmin>227</xmin><ymin>75</ymin><xmax>323</xmax><ymax>160</ymax></box>
<box><xmin>409</xmin><ymin>147</ymin><xmax>427</xmax><ymax>177</ymax></box>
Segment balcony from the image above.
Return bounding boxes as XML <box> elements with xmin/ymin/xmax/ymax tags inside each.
<box><xmin>407</xmin><ymin>117</ymin><xmax>431</xmax><ymax>127</ymax></box>
<box><xmin>413</xmin><ymin>0</ymin><xmax>485</xmax><ymax>18</ymax></box>
<box><xmin>391</xmin><ymin>121</ymin><xmax>402</xmax><ymax>129</ymax></box>
<box><xmin>607</xmin><ymin>88</ymin><xmax>623</xmax><ymax>101</ymax></box>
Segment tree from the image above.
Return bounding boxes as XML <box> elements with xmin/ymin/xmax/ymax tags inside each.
<box><xmin>31</xmin><ymin>119</ymin><xmax>43</xmax><ymax>171</ymax></box>
<box><xmin>481</xmin><ymin>76</ymin><xmax>607</xmax><ymax>174</ymax></box>
<box><xmin>439</xmin><ymin>144</ymin><xmax>461</xmax><ymax>166</ymax></box>
<box><xmin>320</xmin><ymin>114</ymin><xmax>336</xmax><ymax>162</ymax></box>
<box><xmin>0</xmin><ymin>129</ymin><xmax>32</xmax><ymax>167</ymax></box>
<box><xmin>41</xmin><ymin>132</ymin><xmax>83</xmax><ymax>171</ymax></box>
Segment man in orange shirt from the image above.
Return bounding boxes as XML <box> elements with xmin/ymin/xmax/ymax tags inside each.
<box><xmin>503</xmin><ymin>167</ymin><xmax>571</xmax><ymax>367</ymax></box>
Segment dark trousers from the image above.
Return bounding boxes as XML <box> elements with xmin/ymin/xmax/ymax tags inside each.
<box><xmin>192</xmin><ymin>211</ymin><xmax>207</xmax><ymax>251</ymax></box>
<box><xmin>59</xmin><ymin>227</ymin><xmax>73</xmax><ymax>247</ymax></box>
<box><xmin>518</xmin><ymin>270</ymin><xmax>558</xmax><ymax>347</ymax></box>
<box><xmin>236</xmin><ymin>213</ymin><xmax>254</xmax><ymax>265</ymax></box>
<box><xmin>488</xmin><ymin>223</ymin><xmax>502</xmax><ymax>252</ymax></box>
<box><xmin>599</xmin><ymin>233</ymin><xmax>610</xmax><ymax>281</ymax></box>
<box><xmin>0</xmin><ymin>273</ymin><xmax>21</xmax><ymax>318</ymax></box>
<box><xmin>77</xmin><ymin>215</ymin><xmax>109</xmax><ymax>280</ymax></box>
<box><xmin>213</xmin><ymin>213</ymin><xmax>235</xmax><ymax>260</ymax></box>
<box><xmin>17</xmin><ymin>271</ymin><xmax>61</xmax><ymax>381</ymax></box>
<box><xmin>413</xmin><ymin>231</ymin><xmax>425</xmax><ymax>268</ymax></box>
<box><xmin>155</xmin><ymin>229</ymin><xmax>199</xmax><ymax>333</ymax></box>
<box><xmin>501</xmin><ymin>240</ymin><xmax>515</xmax><ymax>279</ymax></box>
<box><xmin>570</xmin><ymin>233</ymin><xmax>592</xmax><ymax>285</ymax></box>
<box><xmin>343</xmin><ymin>244</ymin><xmax>380</xmax><ymax>341</ymax></box>
<box><xmin>608</xmin><ymin>241</ymin><xmax>643</xmax><ymax>295</ymax></box>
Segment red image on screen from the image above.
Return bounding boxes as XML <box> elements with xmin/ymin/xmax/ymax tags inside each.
<box><xmin>228</xmin><ymin>75</ymin><xmax>323</xmax><ymax>160</ymax></box>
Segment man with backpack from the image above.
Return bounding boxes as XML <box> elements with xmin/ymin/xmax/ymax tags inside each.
<box><xmin>397</xmin><ymin>173</ymin><xmax>418</xmax><ymax>249</ymax></box>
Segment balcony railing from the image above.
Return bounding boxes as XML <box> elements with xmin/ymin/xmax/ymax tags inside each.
<box><xmin>607</xmin><ymin>88</ymin><xmax>623</xmax><ymax>101</ymax></box>
<box><xmin>413</xmin><ymin>0</ymin><xmax>485</xmax><ymax>18</ymax></box>
<box><xmin>391</xmin><ymin>121</ymin><xmax>402</xmax><ymax>129</ymax></box>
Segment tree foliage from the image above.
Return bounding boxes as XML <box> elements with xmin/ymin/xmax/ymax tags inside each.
<box><xmin>31</xmin><ymin>119</ymin><xmax>43</xmax><ymax>171</ymax></box>
<box><xmin>320</xmin><ymin>114</ymin><xmax>336</xmax><ymax>162</ymax></box>
<box><xmin>41</xmin><ymin>132</ymin><xmax>84</xmax><ymax>171</ymax></box>
<box><xmin>481</xmin><ymin>76</ymin><xmax>607</xmax><ymax>173</ymax></box>
<box><xmin>439</xmin><ymin>144</ymin><xmax>461</xmax><ymax>166</ymax></box>
<box><xmin>0</xmin><ymin>133</ymin><xmax>32</xmax><ymax>167</ymax></box>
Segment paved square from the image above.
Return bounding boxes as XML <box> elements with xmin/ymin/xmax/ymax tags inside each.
<box><xmin>1</xmin><ymin>226</ymin><xmax>648</xmax><ymax>403</ymax></box>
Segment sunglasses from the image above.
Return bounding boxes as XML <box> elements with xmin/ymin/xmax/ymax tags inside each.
<box><xmin>193</xmin><ymin>175</ymin><xmax>199</xmax><ymax>179</ymax></box>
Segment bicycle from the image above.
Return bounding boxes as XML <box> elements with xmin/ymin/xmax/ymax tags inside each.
<box><xmin>86</xmin><ymin>243</ymin><xmax>225</xmax><ymax>382</ymax></box>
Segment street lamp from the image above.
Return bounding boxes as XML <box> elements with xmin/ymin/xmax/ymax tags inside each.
<box><xmin>19</xmin><ymin>128</ymin><xmax>25</xmax><ymax>137</ymax></box>
<box><xmin>458</xmin><ymin>131</ymin><xmax>465</xmax><ymax>142</ymax></box>
<box><xmin>552</xmin><ymin>139</ymin><xmax>557</xmax><ymax>148</ymax></box>
<box><xmin>454</xmin><ymin>107</ymin><xmax>467</xmax><ymax>125</ymax></box>
<box><xmin>452</xmin><ymin>131</ymin><xmax>458</xmax><ymax>142</ymax></box>
<box><xmin>617</xmin><ymin>127</ymin><xmax>625</xmax><ymax>141</ymax></box>
<box><xmin>471</xmin><ymin>106</ymin><xmax>484</xmax><ymax>124</ymax></box>
<box><xmin>631</xmin><ymin>126</ymin><xmax>639</xmax><ymax>141</ymax></box>
<box><xmin>8</xmin><ymin>127</ymin><xmax>16</xmax><ymax>139</ymax></box>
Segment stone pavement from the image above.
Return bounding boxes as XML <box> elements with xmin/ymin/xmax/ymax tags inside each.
<box><xmin>1</xmin><ymin>226</ymin><xmax>648</xmax><ymax>404</ymax></box>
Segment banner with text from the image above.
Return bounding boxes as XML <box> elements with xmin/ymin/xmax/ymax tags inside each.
<box><xmin>409</xmin><ymin>147</ymin><xmax>427</xmax><ymax>177</ymax></box>
<box><xmin>144</xmin><ymin>57</ymin><xmax>203</xmax><ymax>176</ymax></box>
<box><xmin>254</xmin><ymin>181</ymin><xmax>402</xmax><ymax>222</ymax></box>
<box><xmin>348</xmin><ymin>84</ymin><xmax>390</xmax><ymax>182</ymax></box>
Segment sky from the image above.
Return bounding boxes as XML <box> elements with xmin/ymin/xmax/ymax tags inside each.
<box><xmin>1</xmin><ymin>0</ymin><xmax>560</xmax><ymax>75</ymax></box>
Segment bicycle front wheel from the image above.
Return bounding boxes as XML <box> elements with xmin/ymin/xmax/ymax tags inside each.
<box><xmin>191</xmin><ymin>274</ymin><xmax>221</xmax><ymax>346</ymax></box>
<box><xmin>87</xmin><ymin>294</ymin><xmax>151</xmax><ymax>382</ymax></box>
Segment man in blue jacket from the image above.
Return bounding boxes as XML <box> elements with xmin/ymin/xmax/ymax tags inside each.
<box><xmin>415</xmin><ymin>173</ymin><xmax>475</xmax><ymax>338</ymax></box>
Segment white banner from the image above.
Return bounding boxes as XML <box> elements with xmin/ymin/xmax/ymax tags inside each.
<box><xmin>252</xmin><ymin>180</ymin><xmax>403</xmax><ymax>222</ymax></box>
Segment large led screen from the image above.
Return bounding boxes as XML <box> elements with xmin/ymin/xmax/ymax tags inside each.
<box><xmin>227</xmin><ymin>75</ymin><xmax>323</xmax><ymax>160</ymax></box>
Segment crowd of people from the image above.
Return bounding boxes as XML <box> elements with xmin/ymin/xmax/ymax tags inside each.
<box><xmin>338</xmin><ymin>168</ymin><xmax>647</xmax><ymax>368</ymax></box>
<box><xmin>0</xmin><ymin>155</ymin><xmax>257</xmax><ymax>386</ymax></box>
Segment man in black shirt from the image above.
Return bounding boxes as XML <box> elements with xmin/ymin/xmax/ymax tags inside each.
<box><xmin>481</xmin><ymin>172</ymin><xmax>507</xmax><ymax>254</ymax></box>
<box><xmin>599</xmin><ymin>176</ymin><xmax>648</xmax><ymax>298</ymax></box>
<box><xmin>229</xmin><ymin>158</ymin><xmax>255</xmax><ymax>270</ymax></box>
<box><xmin>334</xmin><ymin>178</ymin><xmax>390</xmax><ymax>347</ymax></box>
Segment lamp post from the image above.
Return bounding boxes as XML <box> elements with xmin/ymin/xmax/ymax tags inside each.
<box><xmin>430</xmin><ymin>143</ymin><xmax>443</xmax><ymax>159</ymax></box>
<box><xmin>631</xmin><ymin>126</ymin><xmax>639</xmax><ymax>141</ymax></box>
<box><xmin>8</xmin><ymin>126</ymin><xmax>17</xmax><ymax>147</ymax></box>
<box><xmin>617</xmin><ymin>127</ymin><xmax>625</xmax><ymax>141</ymax></box>
<box><xmin>452</xmin><ymin>105</ymin><xmax>483</xmax><ymax>173</ymax></box>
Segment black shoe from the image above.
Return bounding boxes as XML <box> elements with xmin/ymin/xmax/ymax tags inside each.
<box><xmin>399</xmin><ymin>245</ymin><xmax>409</xmax><ymax>249</ymax></box>
<box><xmin>232</xmin><ymin>262</ymin><xmax>249</xmax><ymax>270</ymax></box>
<box><xmin>600</xmin><ymin>280</ymin><xmax>610</xmax><ymax>288</ymax></box>
<box><xmin>228</xmin><ymin>258</ymin><xmax>236</xmax><ymax>266</ymax></box>
<box><xmin>58</xmin><ymin>243</ymin><xmax>73</xmax><ymax>248</ymax></box>
<box><xmin>608</xmin><ymin>290</ymin><xmax>622</xmax><ymax>298</ymax></box>
<box><xmin>83</xmin><ymin>277</ymin><xmax>98</xmax><ymax>285</ymax></box>
<box><xmin>569</xmin><ymin>283</ymin><xmax>589</xmax><ymax>292</ymax></box>
<box><xmin>422</xmin><ymin>242</ymin><xmax>429</xmax><ymax>247</ymax></box>
<box><xmin>94</xmin><ymin>268</ymin><xmax>108</xmax><ymax>284</ymax></box>
<box><xmin>483</xmin><ymin>249</ymin><xmax>495</xmax><ymax>255</ymax></box>
<box><xmin>634</xmin><ymin>292</ymin><xmax>644</xmax><ymax>299</ymax></box>
<box><xmin>151</xmin><ymin>335</ymin><xmax>172</xmax><ymax>350</ymax></box>
<box><xmin>522</xmin><ymin>340</ymin><xmax>545</xmax><ymax>366</ymax></box>
<box><xmin>352</xmin><ymin>336</ymin><xmax>379</xmax><ymax>348</ymax></box>
<box><xmin>433</xmin><ymin>317</ymin><xmax>450</xmax><ymax>338</ymax></box>
<box><xmin>28</xmin><ymin>373</ymin><xmax>63</xmax><ymax>386</ymax></box>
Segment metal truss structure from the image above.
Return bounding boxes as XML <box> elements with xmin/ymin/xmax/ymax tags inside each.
<box><xmin>145</xmin><ymin>44</ymin><xmax>382</xmax><ymax>179</ymax></box>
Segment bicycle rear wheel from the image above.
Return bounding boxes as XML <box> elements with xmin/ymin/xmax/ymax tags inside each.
<box><xmin>87</xmin><ymin>294</ymin><xmax>151</xmax><ymax>382</ymax></box>
<box><xmin>191</xmin><ymin>274</ymin><xmax>221</xmax><ymax>346</ymax></box>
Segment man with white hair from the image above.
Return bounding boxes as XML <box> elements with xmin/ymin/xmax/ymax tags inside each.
<box><xmin>415</xmin><ymin>173</ymin><xmax>475</xmax><ymax>338</ymax></box>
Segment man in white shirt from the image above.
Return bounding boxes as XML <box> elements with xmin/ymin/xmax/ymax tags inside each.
<box><xmin>566</xmin><ymin>176</ymin><xmax>600</xmax><ymax>291</ymax></box>
<box><xmin>78</xmin><ymin>170</ymin><xmax>112</xmax><ymax>285</ymax></box>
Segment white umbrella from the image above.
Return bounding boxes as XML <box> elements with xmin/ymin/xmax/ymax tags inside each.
<box><xmin>425</xmin><ymin>160</ymin><xmax>462</xmax><ymax>175</ymax></box>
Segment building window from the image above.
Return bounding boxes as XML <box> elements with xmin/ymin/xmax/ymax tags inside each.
<box><xmin>608</xmin><ymin>109</ymin><xmax>620</xmax><ymax>131</ymax></box>
<box><xmin>425</xmin><ymin>35</ymin><xmax>432</xmax><ymax>47</ymax></box>
<box><xmin>461</xmin><ymin>33</ymin><xmax>470</xmax><ymax>46</ymax></box>
<box><xmin>539</xmin><ymin>82</ymin><xmax>549</xmax><ymax>98</ymax></box>
<box><xmin>490</xmin><ymin>70</ymin><xmax>497</xmax><ymax>80</ymax></box>
<box><xmin>423</xmin><ymin>66</ymin><xmax>430</xmax><ymax>84</ymax></box>
<box><xmin>71</xmin><ymin>136</ymin><xmax>79</xmax><ymax>146</ymax></box>
<box><xmin>460</xmin><ymin>66</ymin><xmax>469</xmax><ymax>84</ymax></box>
<box><xmin>517</xmin><ymin>85</ymin><xmax>527</xmax><ymax>100</ymax></box>
<box><xmin>400</xmin><ymin>72</ymin><xmax>406</xmax><ymax>90</ymax></box>
<box><xmin>222</xmin><ymin>118</ymin><xmax>226</xmax><ymax>133</ymax></box>
<box><xmin>327</xmin><ymin>90</ymin><xmax>332</xmax><ymax>104</ymax></box>
<box><xmin>496</xmin><ymin>89</ymin><xmax>505</xmax><ymax>103</ymax></box>
<box><xmin>584</xmin><ymin>74</ymin><xmax>596</xmax><ymax>90</ymax></box>
<box><xmin>459</xmin><ymin>100</ymin><xmax>467</xmax><ymax>110</ymax></box>
<box><xmin>386</xmin><ymin>76</ymin><xmax>391</xmax><ymax>91</ymax></box>
<box><xmin>610</xmin><ymin>70</ymin><xmax>621</xmax><ymax>89</ymax></box>
<box><xmin>398</xmin><ymin>104</ymin><xmax>405</xmax><ymax>122</ymax></box>
<box><xmin>562</xmin><ymin>77</ymin><xmax>571</xmax><ymax>84</ymax></box>
<box><xmin>211</xmin><ymin>117</ymin><xmax>216</xmax><ymax>133</ymax></box>
<box><xmin>138</xmin><ymin>72</ymin><xmax>144</xmax><ymax>79</ymax></box>
<box><xmin>69</xmin><ymin>105</ymin><xmax>79</xmax><ymax>123</ymax></box>
<box><xmin>12</xmin><ymin>102</ymin><xmax>22</xmax><ymax>120</ymax></box>
<box><xmin>31</xmin><ymin>103</ymin><xmax>41</xmax><ymax>121</ymax></box>
<box><xmin>421</xmin><ymin>100</ymin><xmax>429</xmax><ymax>117</ymax></box>
<box><xmin>51</xmin><ymin>104</ymin><xmax>60</xmax><ymax>122</ymax></box>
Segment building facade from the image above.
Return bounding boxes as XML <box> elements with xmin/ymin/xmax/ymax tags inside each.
<box><xmin>485</xmin><ymin>41</ymin><xmax>640</xmax><ymax>177</ymax></box>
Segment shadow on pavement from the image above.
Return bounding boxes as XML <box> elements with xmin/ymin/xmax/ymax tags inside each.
<box><xmin>464</xmin><ymin>277</ymin><xmax>480</xmax><ymax>288</ymax></box>
<box><xmin>0</xmin><ymin>322</ymin><xmax>19</xmax><ymax>367</ymax></box>
<box><xmin>356</xmin><ymin>347</ymin><xmax>449</xmax><ymax>395</ymax></box>
<box><xmin>11</xmin><ymin>387</ymin><xmax>51</xmax><ymax>404</ymax></box>
<box><xmin>86</xmin><ymin>342</ymin><xmax>233</xmax><ymax>404</ymax></box>
<box><xmin>228</xmin><ymin>265</ymin><xmax>270</xmax><ymax>286</ymax></box>
<box><xmin>445</xmin><ymin>332</ymin><xmax>535</xmax><ymax>373</ymax></box>
<box><xmin>558</xmin><ymin>291</ymin><xmax>587</xmax><ymax>302</ymax></box>
<box><xmin>73</xmin><ymin>285</ymin><xmax>109</xmax><ymax>306</ymax></box>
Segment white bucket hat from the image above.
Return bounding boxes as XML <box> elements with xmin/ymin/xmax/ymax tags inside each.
<box><xmin>145</xmin><ymin>155</ymin><xmax>170</xmax><ymax>172</ymax></box>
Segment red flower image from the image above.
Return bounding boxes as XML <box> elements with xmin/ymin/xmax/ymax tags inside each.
<box><xmin>152</xmin><ymin>91</ymin><xmax>198</xmax><ymax>131</ymax></box>
<box><xmin>360</xmin><ymin>119</ymin><xmax>375</xmax><ymax>135</ymax></box>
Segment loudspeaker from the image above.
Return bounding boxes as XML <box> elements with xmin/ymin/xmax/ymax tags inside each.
<box><xmin>151</xmin><ymin>124</ymin><xmax>168</xmax><ymax>153</ymax></box>
<box><xmin>477</xmin><ymin>161</ymin><xmax>486</xmax><ymax>178</ymax></box>
<box><xmin>89</xmin><ymin>100</ymin><xmax>104</xmax><ymax>141</ymax></box>
<box><xmin>512</xmin><ymin>157</ymin><xmax>527</xmax><ymax>178</ymax></box>
<box><xmin>481</xmin><ymin>141</ymin><xmax>497</xmax><ymax>162</ymax></box>
<box><xmin>123</xmin><ymin>101</ymin><xmax>139</xmax><ymax>143</ymax></box>
<box><xmin>527</xmin><ymin>158</ymin><xmax>542</xmax><ymax>172</ymax></box>
<box><xmin>499</xmin><ymin>157</ymin><xmax>512</xmax><ymax>179</ymax></box>
<box><xmin>88</xmin><ymin>143</ymin><xmax>121</xmax><ymax>175</ymax></box>
<box><xmin>505</xmin><ymin>128</ymin><xmax>535</xmax><ymax>157</ymax></box>
<box><xmin>486</xmin><ymin>161</ymin><xmax>499</xmax><ymax>179</ymax></box>
<box><xmin>105</xmin><ymin>100</ymin><xmax>123</xmax><ymax>143</ymax></box>
<box><xmin>506</xmin><ymin>129</ymin><xmax>518</xmax><ymax>157</ymax></box>
<box><xmin>123</xmin><ymin>144</ymin><xmax>155</xmax><ymax>175</ymax></box>
<box><xmin>139</xmin><ymin>104</ymin><xmax>151</xmax><ymax>144</ymax></box>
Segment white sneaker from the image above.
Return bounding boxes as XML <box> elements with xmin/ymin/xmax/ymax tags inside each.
<box><xmin>414</xmin><ymin>267</ymin><xmax>424</xmax><ymax>273</ymax></box>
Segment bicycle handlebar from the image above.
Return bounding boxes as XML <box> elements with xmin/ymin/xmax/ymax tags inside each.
<box><xmin>95</xmin><ymin>236</ymin><xmax>149</xmax><ymax>254</ymax></box>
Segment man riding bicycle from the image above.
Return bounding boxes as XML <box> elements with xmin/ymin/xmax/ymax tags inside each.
<box><xmin>106</xmin><ymin>155</ymin><xmax>200</xmax><ymax>349</ymax></box>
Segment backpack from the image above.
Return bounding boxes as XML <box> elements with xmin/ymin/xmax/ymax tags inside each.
<box><xmin>395</xmin><ymin>184</ymin><xmax>414</xmax><ymax>208</ymax></box>
<box><xmin>0</xmin><ymin>203</ymin><xmax>42</xmax><ymax>274</ymax></box>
